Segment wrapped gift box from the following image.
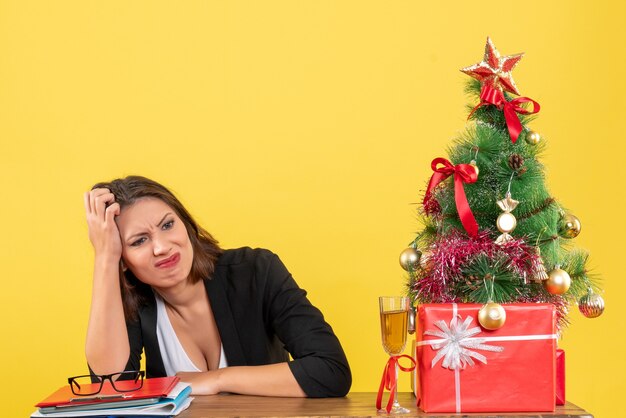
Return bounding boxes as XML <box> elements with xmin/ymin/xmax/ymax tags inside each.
<box><xmin>556</xmin><ymin>348</ymin><xmax>565</xmax><ymax>405</ymax></box>
<box><xmin>415</xmin><ymin>303</ymin><xmax>556</xmax><ymax>413</ymax></box>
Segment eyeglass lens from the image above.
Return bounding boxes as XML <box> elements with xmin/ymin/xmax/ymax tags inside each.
<box><xmin>69</xmin><ymin>371</ymin><xmax>143</xmax><ymax>396</ymax></box>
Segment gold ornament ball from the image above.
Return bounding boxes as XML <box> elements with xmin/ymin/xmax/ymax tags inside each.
<box><xmin>558</xmin><ymin>214</ymin><xmax>582</xmax><ymax>239</ymax></box>
<box><xmin>399</xmin><ymin>247</ymin><xmax>421</xmax><ymax>271</ymax></box>
<box><xmin>470</xmin><ymin>160</ymin><xmax>479</xmax><ymax>177</ymax></box>
<box><xmin>578</xmin><ymin>293</ymin><xmax>605</xmax><ymax>318</ymax></box>
<box><xmin>544</xmin><ymin>268</ymin><xmax>571</xmax><ymax>295</ymax></box>
<box><xmin>478</xmin><ymin>302</ymin><xmax>507</xmax><ymax>330</ymax></box>
<box><xmin>496</xmin><ymin>212</ymin><xmax>517</xmax><ymax>233</ymax></box>
<box><xmin>525</xmin><ymin>131</ymin><xmax>541</xmax><ymax>145</ymax></box>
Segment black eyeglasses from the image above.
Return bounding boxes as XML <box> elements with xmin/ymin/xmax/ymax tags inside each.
<box><xmin>68</xmin><ymin>370</ymin><xmax>145</xmax><ymax>396</ymax></box>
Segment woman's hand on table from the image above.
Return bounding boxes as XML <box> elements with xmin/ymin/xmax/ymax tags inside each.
<box><xmin>176</xmin><ymin>371</ymin><xmax>221</xmax><ymax>395</ymax></box>
<box><xmin>176</xmin><ymin>364</ymin><xmax>306</xmax><ymax>397</ymax></box>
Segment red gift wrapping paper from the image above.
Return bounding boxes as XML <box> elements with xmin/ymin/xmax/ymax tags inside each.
<box><xmin>556</xmin><ymin>348</ymin><xmax>565</xmax><ymax>405</ymax></box>
<box><xmin>415</xmin><ymin>303</ymin><xmax>556</xmax><ymax>413</ymax></box>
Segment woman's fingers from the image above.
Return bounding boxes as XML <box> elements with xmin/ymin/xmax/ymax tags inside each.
<box><xmin>87</xmin><ymin>188</ymin><xmax>116</xmax><ymax>218</ymax></box>
<box><xmin>88</xmin><ymin>188</ymin><xmax>110</xmax><ymax>214</ymax></box>
<box><xmin>87</xmin><ymin>189</ymin><xmax>102</xmax><ymax>214</ymax></box>
<box><xmin>85</xmin><ymin>189</ymin><xmax>123</xmax><ymax>257</ymax></box>
<box><xmin>84</xmin><ymin>191</ymin><xmax>92</xmax><ymax>214</ymax></box>
<box><xmin>94</xmin><ymin>193</ymin><xmax>116</xmax><ymax>217</ymax></box>
<box><xmin>105</xmin><ymin>202</ymin><xmax>121</xmax><ymax>224</ymax></box>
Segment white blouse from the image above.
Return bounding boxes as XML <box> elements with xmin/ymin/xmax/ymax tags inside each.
<box><xmin>154</xmin><ymin>291</ymin><xmax>228</xmax><ymax>376</ymax></box>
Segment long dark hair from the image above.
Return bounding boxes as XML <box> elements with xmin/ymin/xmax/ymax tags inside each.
<box><xmin>92</xmin><ymin>176</ymin><xmax>223</xmax><ymax>321</ymax></box>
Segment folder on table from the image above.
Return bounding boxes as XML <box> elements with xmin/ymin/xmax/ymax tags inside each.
<box><xmin>32</xmin><ymin>376</ymin><xmax>192</xmax><ymax>417</ymax></box>
<box><xmin>36</xmin><ymin>376</ymin><xmax>180</xmax><ymax>409</ymax></box>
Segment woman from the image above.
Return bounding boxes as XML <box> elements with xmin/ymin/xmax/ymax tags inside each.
<box><xmin>84</xmin><ymin>175</ymin><xmax>351</xmax><ymax>397</ymax></box>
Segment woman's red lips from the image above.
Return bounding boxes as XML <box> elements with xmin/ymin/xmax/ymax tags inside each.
<box><xmin>155</xmin><ymin>253</ymin><xmax>180</xmax><ymax>268</ymax></box>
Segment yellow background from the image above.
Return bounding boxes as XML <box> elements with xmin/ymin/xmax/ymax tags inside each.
<box><xmin>1</xmin><ymin>1</ymin><xmax>624</xmax><ymax>417</ymax></box>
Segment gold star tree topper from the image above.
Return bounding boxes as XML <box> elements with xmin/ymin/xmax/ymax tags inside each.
<box><xmin>461</xmin><ymin>37</ymin><xmax>524</xmax><ymax>95</ymax></box>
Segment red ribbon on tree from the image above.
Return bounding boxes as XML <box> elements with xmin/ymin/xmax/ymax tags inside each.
<box><xmin>376</xmin><ymin>355</ymin><xmax>416</xmax><ymax>413</ymax></box>
<box><xmin>423</xmin><ymin>158</ymin><xmax>479</xmax><ymax>237</ymax></box>
<box><xmin>470</xmin><ymin>84</ymin><xmax>540</xmax><ymax>143</ymax></box>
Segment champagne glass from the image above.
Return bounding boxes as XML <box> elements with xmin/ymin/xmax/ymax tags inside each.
<box><xmin>378</xmin><ymin>296</ymin><xmax>410</xmax><ymax>414</ymax></box>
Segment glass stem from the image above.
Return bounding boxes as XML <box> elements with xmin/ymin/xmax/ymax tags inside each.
<box><xmin>393</xmin><ymin>361</ymin><xmax>400</xmax><ymax>407</ymax></box>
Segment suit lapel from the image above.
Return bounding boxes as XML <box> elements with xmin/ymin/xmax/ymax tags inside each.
<box><xmin>205</xmin><ymin>266</ymin><xmax>246</xmax><ymax>366</ymax></box>
<box><xmin>140</xmin><ymin>295</ymin><xmax>167</xmax><ymax>377</ymax></box>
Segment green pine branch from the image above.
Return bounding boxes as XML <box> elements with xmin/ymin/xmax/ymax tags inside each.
<box><xmin>454</xmin><ymin>254</ymin><xmax>524</xmax><ymax>303</ymax></box>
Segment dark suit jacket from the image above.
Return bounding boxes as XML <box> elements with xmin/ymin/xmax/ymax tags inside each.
<box><xmin>123</xmin><ymin>247</ymin><xmax>351</xmax><ymax>397</ymax></box>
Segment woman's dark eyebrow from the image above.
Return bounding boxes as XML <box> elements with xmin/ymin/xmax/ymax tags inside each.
<box><xmin>157</xmin><ymin>213</ymin><xmax>173</xmax><ymax>227</ymax></box>
<box><xmin>126</xmin><ymin>213</ymin><xmax>174</xmax><ymax>242</ymax></box>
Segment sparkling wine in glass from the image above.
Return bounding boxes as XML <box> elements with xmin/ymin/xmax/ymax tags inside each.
<box><xmin>379</xmin><ymin>296</ymin><xmax>410</xmax><ymax>414</ymax></box>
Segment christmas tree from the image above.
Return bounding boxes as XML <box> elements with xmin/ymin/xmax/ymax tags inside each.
<box><xmin>403</xmin><ymin>37</ymin><xmax>604</xmax><ymax>330</ymax></box>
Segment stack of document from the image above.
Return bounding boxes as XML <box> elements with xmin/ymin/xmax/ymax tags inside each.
<box><xmin>31</xmin><ymin>376</ymin><xmax>192</xmax><ymax>417</ymax></box>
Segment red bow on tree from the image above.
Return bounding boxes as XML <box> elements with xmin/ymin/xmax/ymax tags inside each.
<box><xmin>470</xmin><ymin>85</ymin><xmax>540</xmax><ymax>143</ymax></box>
<box><xmin>423</xmin><ymin>158</ymin><xmax>479</xmax><ymax>237</ymax></box>
<box><xmin>376</xmin><ymin>355</ymin><xmax>416</xmax><ymax>413</ymax></box>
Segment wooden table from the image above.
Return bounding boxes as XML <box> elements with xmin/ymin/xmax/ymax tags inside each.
<box><xmin>178</xmin><ymin>392</ymin><xmax>593</xmax><ymax>418</ymax></box>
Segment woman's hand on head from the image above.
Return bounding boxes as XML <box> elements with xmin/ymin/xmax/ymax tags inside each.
<box><xmin>84</xmin><ymin>188</ymin><xmax>123</xmax><ymax>261</ymax></box>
